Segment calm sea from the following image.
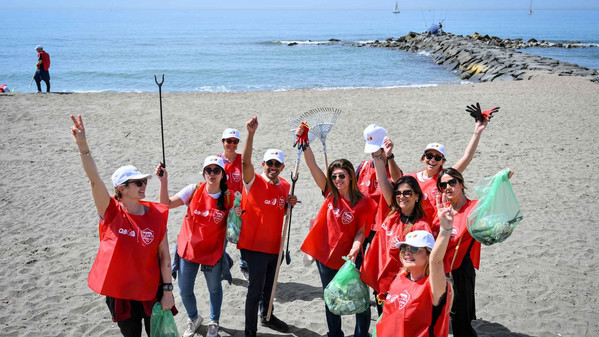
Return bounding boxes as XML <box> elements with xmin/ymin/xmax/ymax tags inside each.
<box><xmin>1</xmin><ymin>9</ymin><xmax>598</xmax><ymax>92</ymax></box>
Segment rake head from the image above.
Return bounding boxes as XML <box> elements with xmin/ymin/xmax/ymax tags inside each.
<box><xmin>288</xmin><ymin>107</ymin><xmax>342</xmax><ymax>144</ymax></box>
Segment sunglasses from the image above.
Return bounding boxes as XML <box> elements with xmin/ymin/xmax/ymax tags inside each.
<box><xmin>424</xmin><ymin>153</ymin><xmax>445</xmax><ymax>161</ymax></box>
<box><xmin>394</xmin><ymin>189</ymin><xmax>414</xmax><ymax>197</ymax></box>
<box><xmin>126</xmin><ymin>178</ymin><xmax>147</xmax><ymax>187</ymax></box>
<box><xmin>204</xmin><ymin>167</ymin><xmax>223</xmax><ymax>175</ymax></box>
<box><xmin>439</xmin><ymin>178</ymin><xmax>458</xmax><ymax>190</ymax></box>
<box><xmin>225</xmin><ymin>138</ymin><xmax>239</xmax><ymax>145</ymax></box>
<box><xmin>399</xmin><ymin>245</ymin><xmax>423</xmax><ymax>254</ymax></box>
<box><xmin>331</xmin><ymin>173</ymin><xmax>347</xmax><ymax>180</ymax></box>
<box><xmin>265</xmin><ymin>160</ymin><xmax>282</xmax><ymax>168</ymax></box>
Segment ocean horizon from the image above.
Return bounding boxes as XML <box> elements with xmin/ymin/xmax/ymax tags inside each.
<box><xmin>1</xmin><ymin>8</ymin><xmax>598</xmax><ymax>93</ymax></box>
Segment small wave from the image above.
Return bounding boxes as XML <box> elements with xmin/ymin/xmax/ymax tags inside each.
<box><xmin>417</xmin><ymin>50</ymin><xmax>431</xmax><ymax>57</ymax></box>
<box><xmin>270</xmin><ymin>40</ymin><xmax>335</xmax><ymax>46</ymax></box>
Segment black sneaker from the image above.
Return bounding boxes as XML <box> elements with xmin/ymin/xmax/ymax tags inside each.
<box><xmin>244</xmin><ymin>329</ymin><xmax>257</xmax><ymax>337</ymax></box>
<box><xmin>261</xmin><ymin>314</ymin><xmax>289</xmax><ymax>333</ymax></box>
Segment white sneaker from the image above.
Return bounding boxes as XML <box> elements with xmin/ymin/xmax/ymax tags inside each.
<box><xmin>183</xmin><ymin>315</ymin><xmax>204</xmax><ymax>337</ymax></box>
<box><xmin>303</xmin><ymin>253</ymin><xmax>315</xmax><ymax>266</ymax></box>
<box><xmin>240</xmin><ymin>265</ymin><xmax>250</xmax><ymax>281</ymax></box>
<box><xmin>206</xmin><ymin>320</ymin><xmax>219</xmax><ymax>337</ymax></box>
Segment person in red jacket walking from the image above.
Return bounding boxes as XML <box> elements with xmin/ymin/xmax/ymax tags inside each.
<box><xmin>34</xmin><ymin>45</ymin><xmax>50</xmax><ymax>92</ymax></box>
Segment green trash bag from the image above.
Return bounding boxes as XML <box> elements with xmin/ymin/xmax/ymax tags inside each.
<box><xmin>226</xmin><ymin>191</ymin><xmax>242</xmax><ymax>244</ymax></box>
<box><xmin>467</xmin><ymin>169</ymin><xmax>523</xmax><ymax>246</ymax></box>
<box><xmin>324</xmin><ymin>257</ymin><xmax>370</xmax><ymax>315</ymax></box>
<box><xmin>150</xmin><ymin>302</ymin><xmax>180</xmax><ymax>337</ymax></box>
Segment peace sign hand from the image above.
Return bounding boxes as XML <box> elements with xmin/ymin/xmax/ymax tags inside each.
<box><xmin>70</xmin><ymin>114</ymin><xmax>89</xmax><ymax>148</ymax></box>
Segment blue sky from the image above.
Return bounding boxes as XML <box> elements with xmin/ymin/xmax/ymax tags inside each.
<box><xmin>2</xmin><ymin>0</ymin><xmax>598</xmax><ymax>10</ymax></box>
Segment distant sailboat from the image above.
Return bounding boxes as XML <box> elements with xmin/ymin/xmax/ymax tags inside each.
<box><xmin>528</xmin><ymin>0</ymin><xmax>533</xmax><ymax>15</ymax></box>
<box><xmin>393</xmin><ymin>2</ymin><xmax>400</xmax><ymax>14</ymax></box>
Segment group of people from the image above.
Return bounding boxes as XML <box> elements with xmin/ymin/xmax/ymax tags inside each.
<box><xmin>72</xmin><ymin>104</ymin><xmax>511</xmax><ymax>337</ymax></box>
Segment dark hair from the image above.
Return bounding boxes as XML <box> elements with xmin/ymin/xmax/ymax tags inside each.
<box><xmin>203</xmin><ymin>168</ymin><xmax>229</xmax><ymax>211</ymax></box>
<box><xmin>327</xmin><ymin>159</ymin><xmax>363</xmax><ymax>207</ymax></box>
<box><xmin>436</xmin><ymin>168</ymin><xmax>467</xmax><ymax>193</ymax></box>
<box><xmin>388</xmin><ymin>176</ymin><xmax>425</xmax><ymax>223</ymax></box>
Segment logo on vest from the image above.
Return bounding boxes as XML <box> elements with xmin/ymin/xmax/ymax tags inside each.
<box><xmin>264</xmin><ymin>198</ymin><xmax>278</xmax><ymax>206</ymax></box>
<box><xmin>118</xmin><ymin>228</ymin><xmax>136</xmax><ymax>237</ymax></box>
<box><xmin>194</xmin><ymin>209</ymin><xmax>210</xmax><ymax>217</ymax></box>
<box><xmin>140</xmin><ymin>228</ymin><xmax>155</xmax><ymax>245</ymax></box>
<box><xmin>213</xmin><ymin>210</ymin><xmax>225</xmax><ymax>223</ymax></box>
<box><xmin>387</xmin><ymin>290</ymin><xmax>410</xmax><ymax>310</ymax></box>
<box><xmin>232</xmin><ymin>172</ymin><xmax>242</xmax><ymax>182</ymax></box>
<box><xmin>279</xmin><ymin>196</ymin><xmax>285</xmax><ymax>210</ymax></box>
<box><xmin>341</xmin><ymin>211</ymin><xmax>354</xmax><ymax>225</ymax></box>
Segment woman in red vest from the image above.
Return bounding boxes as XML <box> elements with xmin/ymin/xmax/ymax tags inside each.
<box><xmin>374</xmin><ymin>196</ymin><xmax>454</xmax><ymax>337</ymax></box>
<box><xmin>360</xmin><ymin>147</ymin><xmax>431</xmax><ymax>316</ymax></box>
<box><xmin>217</xmin><ymin>127</ymin><xmax>250</xmax><ymax>280</ymax></box>
<box><xmin>405</xmin><ymin>115</ymin><xmax>488</xmax><ymax>231</ymax></box>
<box><xmin>297</xmin><ymin>127</ymin><xmax>376</xmax><ymax>337</ymax></box>
<box><xmin>70</xmin><ymin>115</ymin><xmax>174</xmax><ymax>337</ymax></box>
<box><xmin>158</xmin><ymin>155</ymin><xmax>235</xmax><ymax>337</ymax></box>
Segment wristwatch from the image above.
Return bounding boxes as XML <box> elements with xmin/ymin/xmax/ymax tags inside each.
<box><xmin>387</xmin><ymin>153</ymin><xmax>395</xmax><ymax>160</ymax></box>
<box><xmin>162</xmin><ymin>283</ymin><xmax>173</xmax><ymax>291</ymax></box>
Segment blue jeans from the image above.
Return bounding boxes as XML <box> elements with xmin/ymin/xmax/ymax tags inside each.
<box><xmin>316</xmin><ymin>261</ymin><xmax>371</xmax><ymax>337</ymax></box>
<box><xmin>178</xmin><ymin>257</ymin><xmax>224</xmax><ymax>322</ymax></box>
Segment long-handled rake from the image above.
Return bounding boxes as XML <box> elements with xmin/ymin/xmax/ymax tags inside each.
<box><xmin>290</xmin><ymin>107</ymin><xmax>342</xmax><ymax>170</ymax></box>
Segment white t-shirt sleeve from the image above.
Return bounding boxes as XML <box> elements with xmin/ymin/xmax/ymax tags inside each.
<box><xmin>176</xmin><ymin>184</ymin><xmax>198</xmax><ymax>206</ymax></box>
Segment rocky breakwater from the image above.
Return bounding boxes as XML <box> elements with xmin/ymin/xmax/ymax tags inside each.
<box><xmin>361</xmin><ymin>32</ymin><xmax>599</xmax><ymax>83</ymax></box>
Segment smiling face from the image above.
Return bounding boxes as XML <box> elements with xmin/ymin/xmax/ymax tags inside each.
<box><xmin>261</xmin><ymin>160</ymin><xmax>284</xmax><ymax>182</ymax></box>
<box><xmin>330</xmin><ymin>168</ymin><xmax>351</xmax><ymax>194</ymax></box>
<box><xmin>222</xmin><ymin>137</ymin><xmax>239</xmax><ymax>154</ymax></box>
<box><xmin>119</xmin><ymin>179</ymin><xmax>147</xmax><ymax>201</ymax></box>
<box><xmin>399</xmin><ymin>245</ymin><xmax>429</xmax><ymax>271</ymax></box>
<box><xmin>395</xmin><ymin>182</ymin><xmax>418</xmax><ymax>215</ymax></box>
<box><xmin>421</xmin><ymin>149</ymin><xmax>446</xmax><ymax>174</ymax></box>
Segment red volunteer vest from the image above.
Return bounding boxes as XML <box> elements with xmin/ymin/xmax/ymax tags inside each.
<box><xmin>221</xmin><ymin>154</ymin><xmax>243</xmax><ymax>196</ymax></box>
<box><xmin>237</xmin><ymin>174</ymin><xmax>290</xmax><ymax>254</ymax></box>
<box><xmin>375</xmin><ymin>274</ymin><xmax>451</xmax><ymax>337</ymax></box>
<box><xmin>37</xmin><ymin>51</ymin><xmax>50</xmax><ymax>70</ymax></box>
<box><xmin>433</xmin><ymin>199</ymin><xmax>481</xmax><ymax>273</ymax></box>
<box><xmin>407</xmin><ymin>170</ymin><xmax>440</xmax><ymax>230</ymax></box>
<box><xmin>301</xmin><ymin>193</ymin><xmax>376</xmax><ymax>270</ymax></box>
<box><xmin>88</xmin><ymin>197</ymin><xmax>168</xmax><ymax>301</ymax></box>
<box><xmin>357</xmin><ymin>160</ymin><xmax>392</xmax><ymax>232</ymax></box>
<box><xmin>361</xmin><ymin>213</ymin><xmax>431</xmax><ymax>294</ymax></box>
<box><xmin>177</xmin><ymin>183</ymin><xmax>230</xmax><ymax>266</ymax></box>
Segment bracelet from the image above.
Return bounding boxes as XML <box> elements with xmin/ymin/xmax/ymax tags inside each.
<box><xmin>79</xmin><ymin>150</ymin><xmax>91</xmax><ymax>155</ymax></box>
<box><xmin>387</xmin><ymin>153</ymin><xmax>395</xmax><ymax>160</ymax></box>
<box><xmin>440</xmin><ymin>227</ymin><xmax>453</xmax><ymax>234</ymax></box>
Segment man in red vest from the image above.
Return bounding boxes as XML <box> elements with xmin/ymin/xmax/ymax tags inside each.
<box><xmin>238</xmin><ymin>116</ymin><xmax>297</xmax><ymax>337</ymax></box>
<box><xmin>34</xmin><ymin>45</ymin><xmax>51</xmax><ymax>92</ymax></box>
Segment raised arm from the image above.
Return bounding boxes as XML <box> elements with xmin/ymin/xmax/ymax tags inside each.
<box><xmin>242</xmin><ymin>116</ymin><xmax>258</xmax><ymax>184</ymax></box>
<box><xmin>295</xmin><ymin>126</ymin><xmax>327</xmax><ymax>191</ymax></box>
<box><xmin>430</xmin><ymin>192</ymin><xmax>453</xmax><ymax>306</ymax></box>
<box><xmin>452</xmin><ymin>118</ymin><xmax>487</xmax><ymax>173</ymax></box>
<box><xmin>371</xmin><ymin>148</ymin><xmax>394</xmax><ymax>206</ymax></box>
<box><xmin>70</xmin><ymin>114</ymin><xmax>110</xmax><ymax>217</ymax></box>
<box><xmin>383</xmin><ymin>137</ymin><xmax>403</xmax><ymax>182</ymax></box>
<box><xmin>155</xmin><ymin>165</ymin><xmax>184</xmax><ymax>209</ymax></box>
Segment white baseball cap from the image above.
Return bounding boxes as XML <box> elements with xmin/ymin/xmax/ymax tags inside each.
<box><xmin>222</xmin><ymin>128</ymin><xmax>240</xmax><ymax>140</ymax></box>
<box><xmin>35</xmin><ymin>45</ymin><xmax>43</xmax><ymax>50</ymax></box>
<box><xmin>111</xmin><ymin>165</ymin><xmax>152</xmax><ymax>187</ymax></box>
<box><xmin>203</xmin><ymin>155</ymin><xmax>225</xmax><ymax>170</ymax></box>
<box><xmin>363</xmin><ymin>124</ymin><xmax>387</xmax><ymax>153</ymax></box>
<box><xmin>396</xmin><ymin>230</ymin><xmax>435</xmax><ymax>250</ymax></box>
<box><xmin>424</xmin><ymin>143</ymin><xmax>446</xmax><ymax>157</ymax></box>
<box><xmin>263</xmin><ymin>149</ymin><xmax>284</xmax><ymax>164</ymax></box>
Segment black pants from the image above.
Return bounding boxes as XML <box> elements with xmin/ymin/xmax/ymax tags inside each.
<box><xmin>450</xmin><ymin>256</ymin><xmax>478</xmax><ymax>337</ymax></box>
<box><xmin>34</xmin><ymin>69</ymin><xmax>50</xmax><ymax>92</ymax></box>
<box><xmin>241</xmin><ymin>249</ymin><xmax>279</xmax><ymax>334</ymax></box>
<box><xmin>106</xmin><ymin>298</ymin><xmax>151</xmax><ymax>337</ymax></box>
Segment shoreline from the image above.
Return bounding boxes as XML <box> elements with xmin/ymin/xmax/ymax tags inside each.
<box><xmin>1</xmin><ymin>74</ymin><xmax>597</xmax><ymax>336</ymax></box>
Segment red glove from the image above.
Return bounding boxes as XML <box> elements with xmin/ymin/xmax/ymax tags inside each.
<box><xmin>293</xmin><ymin>121</ymin><xmax>310</xmax><ymax>151</ymax></box>
<box><xmin>466</xmin><ymin>102</ymin><xmax>500</xmax><ymax>122</ymax></box>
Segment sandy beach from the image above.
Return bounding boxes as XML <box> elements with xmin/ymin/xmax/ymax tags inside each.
<box><xmin>0</xmin><ymin>72</ymin><xmax>597</xmax><ymax>336</ymax></box>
